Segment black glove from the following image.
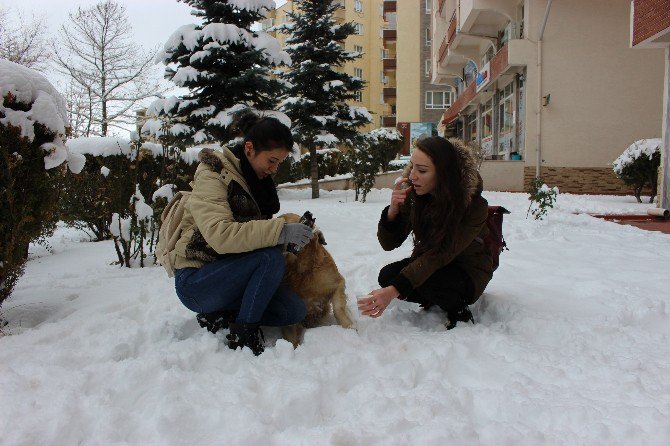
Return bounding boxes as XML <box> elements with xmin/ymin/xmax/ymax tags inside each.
<box><xmin>277</xmin><ymin>223</ymin><xmax>312</xmax><ymax>252</ymax></box>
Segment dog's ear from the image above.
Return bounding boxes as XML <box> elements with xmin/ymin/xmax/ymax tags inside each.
<box><xmin>316</xmin><ymin>229</ymin><xmax>327</xmax><ymax>245</ymax></box>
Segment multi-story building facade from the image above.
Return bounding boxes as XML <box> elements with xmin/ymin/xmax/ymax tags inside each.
<box><xmin>395</xmin><ymin>0</ymin><xmax>455</xmax><ymax>154</ymax></box>
<box><xmin>431</xmin><ymin>0</ymin><xmax>666</xmax><ymax>193</ymax></box>
<box><xmin>269</xmin><ymin>0</ymin><xmax>388</xmax><ymax>132</ymax></box>
<box><xmin>268</xmin><ymin>0</ymin><xmax>453</xmax><ymax>145</ymax></box>
<box><xmin>630</xmin><ymin>0</ymin><xmax>670</xmax><ymax>209</ymax></box>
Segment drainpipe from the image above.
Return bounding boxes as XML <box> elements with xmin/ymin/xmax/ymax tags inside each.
<box><xmin>535</xmin><ymin>0</ymin><xmax>553</xmax><ymax>178</ymax></box>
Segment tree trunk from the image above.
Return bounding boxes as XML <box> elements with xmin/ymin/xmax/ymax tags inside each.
<box><xmin>310</xmin><ymin>145</ymin><xmax>319</xmax><ymax>199</ymax></box>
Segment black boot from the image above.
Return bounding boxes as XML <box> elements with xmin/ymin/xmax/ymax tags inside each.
<box><xmin>226</xmin><ymin>322</ymin><xmax>265</xmax><ymax>356</ymax></box>
<box><xmin>445</xmin><ymin>307</ymin><xmax>474</xmax><ymax>330</ymax></box>
<box><xmin>196</xmin><ymin>310</ymin><xmax>237</xmax><ymax>334</ymax></box>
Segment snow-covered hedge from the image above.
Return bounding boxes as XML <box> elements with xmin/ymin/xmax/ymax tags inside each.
<box><xmin>612</xmin><ymin>138</ymin><xmax>661</xmax><ymax>203</ymax></box>
<box><xmin>60</xmin><ymin>136</ymin><xmax>202</xmax><ymax>266</ymax></box>
<box><xmin>0</xmin><ymin>60</ymin><xmax>86</xmax><ymax>307</ymax></box>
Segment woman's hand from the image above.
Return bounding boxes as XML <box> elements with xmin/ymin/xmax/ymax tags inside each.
<box><xmin>358</xmin><ymin>286</ymin><xmax>400</xmax><ymax>318</ymax></box>
<box><xmin>387</xmin><ymin>178</ymin><xmax>412</xmax><ymax>221</ymax></box>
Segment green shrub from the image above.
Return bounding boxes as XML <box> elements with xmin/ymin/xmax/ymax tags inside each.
<box><xmin>59</xmin><ymin>154</ymin><xmax>134</xmax><ymax>240</ymax></box>
<box><xmin>527</xmin><ymin>177</ymin><xmax>559</xmax><ymax>220</ymax></box>
<box><xmin>1</xmin><ymin>90</ymin><xmax>70</xmax><ymax>308</ymax></box>
<box><xmin>367</xmin><ymin>128</ymin><xmax>404</xmax><ymax>172</ymax></box>
<box><xmin>344</xmin><ymin>136</ymin><xmax>378</xmax><ymax>202</ymax></box>
<box><xmin>299</xmin><ymin>149</ymin><xmax>344</xmax><ymax>179</ymax></box>
<box><xmin>613</xmin><ymin>139</ymin><xmax>661</xmax><ymax>203</ymax></box>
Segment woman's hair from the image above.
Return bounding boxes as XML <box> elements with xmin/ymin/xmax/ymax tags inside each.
<box><xmin>234</xmin><ymin>112</ymin><xmax>295</xmax><ymax>153</ymax></box>
<box><xmin>410</xmin><ymin>136</ymin><xmax>467</xmax><ymax>256</ymax></box>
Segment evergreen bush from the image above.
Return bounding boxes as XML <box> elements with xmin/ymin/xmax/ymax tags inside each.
<box><xmin>0</xmin><ymin>60</ymin><xmax>83</xmax><ymax>309</ymax></box>
<box><xmin>612</xmin><ymin>139</ymin><xmax>661</xmax><ymax>203</ymax></box>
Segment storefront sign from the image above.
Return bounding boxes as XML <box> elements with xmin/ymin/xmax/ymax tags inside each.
<box><xmin>476</xmin><ymin>62</ymin><xmax>491</xmax><ymax>93</ymax></box>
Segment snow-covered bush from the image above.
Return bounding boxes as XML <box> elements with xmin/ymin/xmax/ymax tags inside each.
<box><xmin>367</xmin><ymin>127</ymin><xmax>404</xmax><ymax>172</ymax></box>
<box><xmin>60</xmin><ymin>136</ymin><xmax>199</xmax><ymax>265</ymax></box>
<box><xmin>59</xmin><ymin>143</ymin><xmax>135</xmax><ymax>241</ymax></box>
<box><xmin>387</xmin><ymin>159</ymin><xmax>409</xmax><ymax>170</ymax></box>
<box><xmin>299</xmin><ymin>148</ymin><xmax>345</xmax><ymax>179</ymax></box>
<box><xmin>527</xmin><ymin>177</ymin><xmax>559</xmax><ymax>220</ymax></box>
<box><xmin>0</xmin><ymin>60</ymin><xmax>85</xmax><ymax>308</ymax></box>
<box><xmin>343</xmin><ymin>137</ymin><xmax>378</xmax><ymax>202</ymax></box>
<box><xmin>612</xmin><ymin>139</ymin><xmax>661</xmax><ymax>203</ymax></box>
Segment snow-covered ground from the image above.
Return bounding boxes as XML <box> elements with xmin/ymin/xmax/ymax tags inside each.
<box><xmin>1</xmin><ymin>189</ymin><xmax>669</xmax><ymax>445</ymax></box>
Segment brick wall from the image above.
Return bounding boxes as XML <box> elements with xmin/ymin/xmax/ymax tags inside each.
<box><xmin>442</xmin><ymin>82</ymin><xmax>476</xmax><ymax>123</ymax></box>
<box><xmin>523</xmin><ymin>166</ymin><xmax>654</xmax><ymax>195</ymax></box>
<box><xmin>490</xmin><ymin>44</ymin><xmax>509</xmax><ymax>82</ymax></box>
<box><xmin>632</xmin><ymin>0</ymin><xmax>670</xmax><ymax>46</ymax></box>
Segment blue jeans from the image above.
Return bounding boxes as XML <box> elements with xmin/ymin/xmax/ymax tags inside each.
<box><xmin>174</xmin><ymin>247</ymin><xmax>306</xmax><ymax>326</ymax></box>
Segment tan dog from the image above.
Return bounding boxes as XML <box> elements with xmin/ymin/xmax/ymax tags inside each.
<box><xmin>280</xmin><ymin>212</ymin><xmax>353</xmax><ymax>346</ymax></box>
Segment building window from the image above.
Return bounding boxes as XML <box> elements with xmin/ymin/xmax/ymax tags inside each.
<box><xmin>498</xmin><ymin>82</ymin><xmax>514</xmax><ymax>136</ymax></box>
<box><xmin>425</xmin><ymin>59</ymin><xmax>431</xmax><ymax>78</ymax></box>
<box><xmin>466</xmin><ymin>113</ymin><xmax>478</xmax><ymax>143</ymax></box>
<box><xmin>425</xmin><ymin>91</ymin><xmax>451</xmax><ymax>109</ymax></box>
<box><xmin>354</xmin><ymin>45</ymin><xmax>363</xmax><ymax>54</ymax></box>
<box><xmin>425</xmin><ymin>27</ymin><xmax>431</xmax><ymax>46</ymax></box>
<box><xmin>355</xmin><ymin>91</ymin><xmax>363</xmax><ymax>102</ymax></box>
<box><xmin>354</xmin><ymin>0</ymin><xmax>363</xmax><ymax>13</ymax></box>
<box><xmin>425</xmin><ymin>0</ymin><xmax>432</xmax><ymax>13</ymax></box>
<box><xmin>482</xmin><ymin>98</ymin><xmax>493</xmax><ymax>139</ymax></box>
<box><xmin>354</xmin><ymin>67</ymin><xmax>363</xmax><ymax>79</ymax></box>
<box><xmin>380</xmin><ymin>93</ymin><xmax>385</xmax><ymax>104</ymax></box>
<box><xmin>354</xmin><ymin>23</ymin><xmax>364</xmax><ymax>35</ymax></box>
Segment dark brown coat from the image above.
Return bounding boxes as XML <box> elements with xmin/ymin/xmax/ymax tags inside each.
<box><xmin>376</xmin><ymin>139</ymin><xmax>493</xmax><ymax>302</ymax></box>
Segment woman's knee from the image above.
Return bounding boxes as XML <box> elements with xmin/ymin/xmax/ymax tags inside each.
<box><xmin>257</xmin><ymin>247</ymin><xmax>285</xmax><ymax>274</ymax></box>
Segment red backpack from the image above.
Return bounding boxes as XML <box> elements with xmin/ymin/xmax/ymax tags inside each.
<box><xmin>480</xmin><ymin>206</ymin><xmax>510</xmax><ymax>271</ymax></box>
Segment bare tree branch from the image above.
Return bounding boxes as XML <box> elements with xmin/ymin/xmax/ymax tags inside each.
<box><xmin>53</xmin><ymin>0</ymin><xmax>167</xmax><ymax>136</ymax></box>
<box><xmin>0</xmin><ymin>7</ymin><xmax>52</xmax><ymax>70</ymax></box>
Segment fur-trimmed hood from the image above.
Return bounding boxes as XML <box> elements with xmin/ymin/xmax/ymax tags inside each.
<box><xmin>400</xmin><ymin>137</ymin><xmax>483</xmax><ymax>208</ymax></box>
<box><xmin>196</xmin><ymin>147</ymin><xmax>241</xmax><ymax>178</ymax></box>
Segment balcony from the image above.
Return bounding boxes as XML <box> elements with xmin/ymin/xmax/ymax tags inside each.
<box><xmin>383</xmin><ymin>0</ymin><xmax>396</xmax><ymax>13</ymax></box>
<box><xmin>333</xmin><ymin>1</ymin><xmax>345</xmax><ymax>21</ymax></box>
<box><xmin>438</xmin><ymin>0</ymin><xmax>447</xmax><ymax>16</ymax></box>
<box><xmin>381</xmin><ymin>115</ymin><xmax>397</xmax><ymax>127</ymax></box>
<box><xmin>438</xmin><ymin>0</ymin><xmax>457</xmax><ymax>19</ymax></box>
<box><xmin>447</xmin><ymin>11</ymin><xmax>457</xmax><ymax>45</ymax></box>
<box><xmin>383</xmin><ymin>86</ymin><xmax>397</xmax><ymax>102</ymax></box>
<box><xmin>383</xmin><ymin>57</ymin><xmax>396</xmax><ymax>70</ymax></box>
<box><xmin>383</xmin><ymin>26</ymin><xmax>397</xmax><ymax>42</ymax></box>
<box><xmin>458</xmin><ymin>0</ymin><xmax>518</xmax><ymax>36</ymax></box>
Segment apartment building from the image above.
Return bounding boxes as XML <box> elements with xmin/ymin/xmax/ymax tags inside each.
<box><xmin>431</xmin><ymin>0</ymin><xmax>666</xmax><ymax>193</ymax></box>
<box><xmin>268</xmin><ymin>0</ymin><xmax>452</xmax><ymax>145</ymax></box>
<box><xmin>269</xmin><ymin>0</ymin><xmax>388</xmax><ymax>132</ymax></box>
<box><xmin>394</xmin><ymin>0</ymin><xmax>456</xmax><ymax>154</ymax></box>
<box><xmin>630</xmin><ymin>0</ymin><xmax>670</xmax><ymax>209</ymax></box>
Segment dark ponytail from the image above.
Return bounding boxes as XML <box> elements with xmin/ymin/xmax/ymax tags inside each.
<box><xmin>232</xmin><ymin>112</ymin><xmax>294</xmax><ymax>153</ymax></box>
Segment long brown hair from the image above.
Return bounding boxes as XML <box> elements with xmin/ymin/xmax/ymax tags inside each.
<box><xmin>410</xmin><ymin>137</ymin><xmax>467</xmax><ymax>257</ymax></box>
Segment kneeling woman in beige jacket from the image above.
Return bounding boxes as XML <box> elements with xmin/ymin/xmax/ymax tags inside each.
<box><xmin>172</xmin><ymin>114</ymin><xmax>312</xmax><ymax>355</ymax></box>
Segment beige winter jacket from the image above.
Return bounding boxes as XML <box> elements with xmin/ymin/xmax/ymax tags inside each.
<box><xmin>171</xmin><ymin>148</ymin><xmax>285</xmax><ymax>270</ymax></box>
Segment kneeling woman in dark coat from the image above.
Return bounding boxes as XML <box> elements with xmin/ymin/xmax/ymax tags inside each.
<box><xmin>359</xmin><ymin>136</ymin><xmax>493</xmax><ymax>329</ymax></box>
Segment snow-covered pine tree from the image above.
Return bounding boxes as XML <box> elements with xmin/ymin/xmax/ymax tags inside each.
<box><xmin>146</xmin><ymin>0</ymin><xmax>290</xmax><ymax>145</ymax></box>
<box><xmin>279</xmin><ymin>0</ymin><xmax>372</xmax><ymax>198</ymax></box>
